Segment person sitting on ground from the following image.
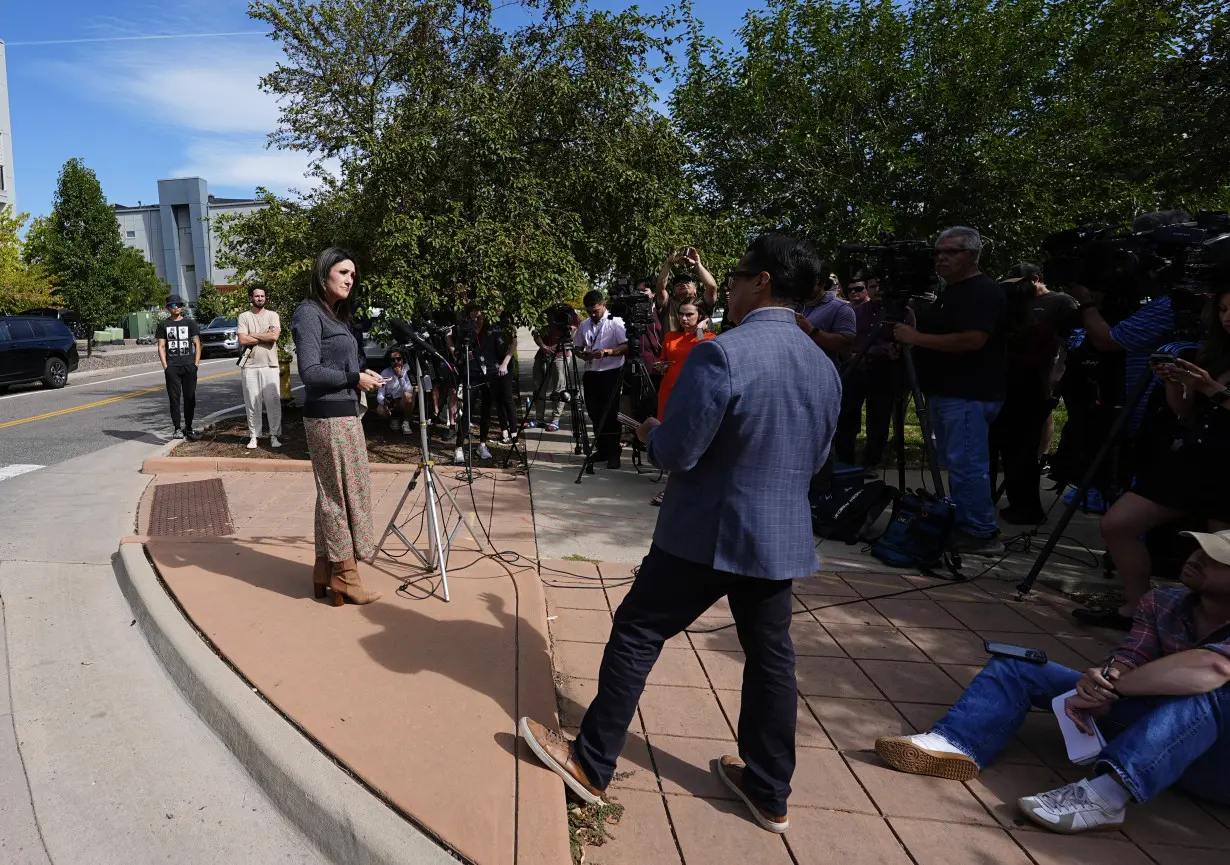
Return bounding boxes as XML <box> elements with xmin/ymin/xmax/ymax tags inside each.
<box><xmin>375</xmin><ymin>348</ymin><xmax>416</xmax><ymax>434</ymax></box>
<box><xmin>874</xmin><ymin>528</ymin><xmax>1230</xmax><ymax>834</ymax></box>
<box><xmin>647</xmin><ymin>300</ymin><xmax>716</xmax><ymax>505</ymax></box>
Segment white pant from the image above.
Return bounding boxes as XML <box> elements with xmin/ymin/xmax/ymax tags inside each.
<box><xmin>242</xmin><ymin>366</ymin><xmax>282</xmax><ymax>438</ymax></box>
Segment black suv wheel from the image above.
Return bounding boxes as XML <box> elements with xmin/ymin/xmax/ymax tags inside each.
<box><xmin>43</xmin><ymin>357</ymin><xmax>70</xmax><ymax>389</ymax></box>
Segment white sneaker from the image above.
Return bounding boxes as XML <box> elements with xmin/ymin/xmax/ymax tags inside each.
<box><xmin>874</xmin><ymin>732</ymin><xmax>979</xmax><ymax>781</ymax></box>
<box><xmin>246</xmin><ymin>437</ymin><xmax>258</xmax><ymax>450</ymax></box>
<box><xmin>478</xmin><ymin>444</ymin><xmax>492</xmax><ymax>460</ymax></box>
<box><xmin>401</xmin><ymin>420</ymin><xmax>412</xmax><ymax>434</ymax></box>
<box><xmin>270</xmin><ymin>436</ymin><xmax>282</xmax><ymax>448</ymax></box>
<box><xmin>454</xmin><ymin>447</ymin><xmax>465</xmax><ymax>465</ymax></box>
<box><xmin>389</xmin><ymin>417</ymin><xmax>399</xmax><ymax>432</ymax></box>
<box><xmin>1018</xmin><ymin>779</ymin><xmax>1126</xmax><ymax>834</ymax></box>
<box><xmin>501</xmin><ymin>429</ymin><xmax>511</xmax><ymax>443</ymax></box>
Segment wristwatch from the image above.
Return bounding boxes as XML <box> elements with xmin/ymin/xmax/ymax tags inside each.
<box><xmin>808</xmin><ymin>324</ymin><xmax>818</xmax><ymax>337</ymax></box>
<box><xmin>1211</xmin><ymin>387</ymin><xmax>1230</xmax><ymax>408</ymax></box>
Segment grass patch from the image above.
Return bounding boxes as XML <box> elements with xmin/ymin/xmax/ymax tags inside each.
<box><xmin>569</xmin><ymin>800</ymin><xmax>626</xmax><ymax>864</ymax></box>
<box><xmin>562</xmin><ymin>553</ymin><xmax>601</xmax><ymax>563</ymax></box>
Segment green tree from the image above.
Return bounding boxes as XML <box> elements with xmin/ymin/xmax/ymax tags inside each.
<box><xmin>113</xmin><ymin>246</ymin><xmax>169</xmax><ymax>314</ymax></box>
<box><xmin>24</xmin><ymin>158</ymin><xmax>129</xmax><ymax>354</ymax></box>
<box><xmin>195</xmin><ymin>279</ymin><xmax>227</xmax><ymax>322</ymax></box>
<box><xmin>0</xmin><ymin>206</ymin><xmax>56</xmax><ymax>314</ymax></box>
<box><xmin>228</xmin><ymin>0</ymin><xmax>700</xmax><ymax>327</ymax></box>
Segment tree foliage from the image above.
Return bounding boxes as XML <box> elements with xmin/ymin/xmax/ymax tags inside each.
<box><xmin>24</xmin><ymin>158</ymin><xmax>171</xmax><ymax>350</ymax></box>
<box><xmin>195</xmin><ymin>279</ymin><xmax>228</xmax><ymax>322</ymax></box>
<box><xmin>0</xmin><ymin>206</ymin><xmax>56</xmax><ymax>315</ymax></box>
<box><xmin>228</xmin><ymin>0</ymin><xmax>705</xmax><ymax>325</ymax></box>
<box><xmin>672</xmin><ymin>0</ymin><xmax>1230</xmax><ymax>273</ymax></box>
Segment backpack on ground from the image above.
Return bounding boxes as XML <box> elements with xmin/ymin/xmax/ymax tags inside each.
<box><xmin>812</xmin><ymin>478</ymin><xmax>898</xmax><ymax>544</ymax></box>
<box><xmin>871</xmin><ymin>489</ymin><xmax>955</xmax><ymax>569</ymax></box>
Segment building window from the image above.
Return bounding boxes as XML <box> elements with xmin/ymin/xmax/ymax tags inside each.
<box><xmin>185</xmin><ymin>265</ymin><xmax>195</xmax><ymax>272</ymax></box>
<box><xmin>126</xmin><ymin>230</ymin><xmax>136</xmax><ymax>238</ymax></box>
<box><xmin>0</xmin><ymin>165</ymin><xmax>5</xmax><ymax>191</ymax></box>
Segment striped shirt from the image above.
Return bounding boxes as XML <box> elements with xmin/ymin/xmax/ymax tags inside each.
<box><xmin>1108</xmin><ymin>296</ymin><xmax>1173</xmax><ymax>432</ymax></box>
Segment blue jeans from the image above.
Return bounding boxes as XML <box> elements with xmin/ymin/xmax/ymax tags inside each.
<box><xmin>928</xmin><ymin>396</ymin><xmax>1003</xmax><ymax>537</ymax></box>
<box><xmin>932</xmin><ymin>657</ymin><xmax>1230</xmax><ymax>804</ymax></box>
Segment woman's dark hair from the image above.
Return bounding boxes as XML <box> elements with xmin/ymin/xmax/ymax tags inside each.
<box><xmin>1199</xmin><ymin>289</ymin><xmax>1230</xmax><ymax>378</ymax></box>
<box><xmin>308</xmin><ymin>247</ymin><xmax>357</xmax><ymax>322</ymax></box>
<box><xmin>674</xmin><ymin>300</ymin><xmax>700</xmax><ymax>331</ymax></box>
<box><xmin>743</xmin><ymin>233</ymin><xmax>822</xmax><ymax>306</ymax></box>
<box><xmin>1000</xmin><ymin>277</ymin><xmax>1036</xmax><ymax>347</ymax></box>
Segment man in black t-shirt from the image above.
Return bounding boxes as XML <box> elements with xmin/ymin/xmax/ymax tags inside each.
<box><xmin>155</xmin><ymin>295</ymin><xmax>202</xmax><ymax>439</ymax></box>
<box><xmin>893</xmin><ymin>227</ymin><xmax>1007</xmax><ymax>555</ymax></box>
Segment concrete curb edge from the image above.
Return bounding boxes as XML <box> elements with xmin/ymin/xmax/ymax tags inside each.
<box><xmin>114</xmin><ymin>542</ymin><xmax>459</xmax><ymax>865</ymax></box>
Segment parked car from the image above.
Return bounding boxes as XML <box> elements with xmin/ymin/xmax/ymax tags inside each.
<box><xmin>200</xmin><ymin>317</ymin><xmax>240</xmax><ymax>357</ymax></box>
<box><xmin>0</xmin><ymin>315</ymin><xmax>80</xmax><ymax>389</ymax></box>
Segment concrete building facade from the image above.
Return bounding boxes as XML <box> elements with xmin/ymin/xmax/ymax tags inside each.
<box><xmin>113</xmin><ymin>178</ymin><xmax>266</xmax><ymax>301</ymax></box>
<box><xmin>0</xmin><ymin>40</ymin><xmax>16</xmax><ymax>211</ymax></box>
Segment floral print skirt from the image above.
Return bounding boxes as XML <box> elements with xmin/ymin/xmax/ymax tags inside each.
<box><xmin>303</xmin><ymin>416</ymin><xmax>375</xmax><ymax>563</ymax></box>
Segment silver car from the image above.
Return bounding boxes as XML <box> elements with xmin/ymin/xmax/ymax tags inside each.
<box><xmin>199</xmin><ymin>317</ymin><xmax>240</xmax><ymax>357</ymax></box>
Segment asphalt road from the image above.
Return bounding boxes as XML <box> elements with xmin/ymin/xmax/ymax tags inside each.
<box><xmin>0</xmin><ymin>357</ymin><xmax>298</xmax><ymax>469</ymax></box>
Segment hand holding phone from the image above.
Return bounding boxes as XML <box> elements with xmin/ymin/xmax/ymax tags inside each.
<box><xmin>1150</xmin><ymin>352</ymin><xmax>1178</xmax><ymax>366</ymax></box>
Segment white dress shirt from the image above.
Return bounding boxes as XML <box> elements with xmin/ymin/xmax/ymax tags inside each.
<box><xmin>377</xmin><ymin>366</ymin><xmax>415</xmax><ymax>404</ymax></box>
<box><xmin>576</xmin><ymin>314</ymin><xmax>627</xmax><ymax>373</ymax></box>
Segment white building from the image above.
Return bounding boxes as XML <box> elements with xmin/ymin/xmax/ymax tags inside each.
<box><xmin>0</xmin><ymin>40</ymin><xmax>16</xmax><ymax>211</ymax></box>
<box><xmin>113</xmin><ymin>177</ymin><xmax>266</xmax><ymax>301</ymax></box>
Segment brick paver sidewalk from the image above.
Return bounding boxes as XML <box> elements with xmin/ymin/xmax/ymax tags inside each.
<box><xmin>543</xmin><ymin>561</ymin><xmax>1230</xmax><ymax>865</ymax></box>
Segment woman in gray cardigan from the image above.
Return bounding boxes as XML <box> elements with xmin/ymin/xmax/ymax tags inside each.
<box><xmin>291</xmin><ymin>247</ymin><xmax>386</xmax><ymax>605</ymax></box>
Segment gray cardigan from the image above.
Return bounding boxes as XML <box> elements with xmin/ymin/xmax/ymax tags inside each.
<box><xmin>291</xmin><ymin>300</ymin><xmax>362</xmax><ymax>418</ymax></box>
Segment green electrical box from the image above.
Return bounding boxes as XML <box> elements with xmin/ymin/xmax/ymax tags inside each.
<box><xmin>126</xmin><ymin>311</ymin><xmax>155</xmax><ymax>338</ymax></box>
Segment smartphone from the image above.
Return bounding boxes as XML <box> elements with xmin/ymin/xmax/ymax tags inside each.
<box><xmin>683</xmin><ymin>246</ymin><xmax>696</xmax><ymax>259</ymax></box>
<box><xmin>1150</xmin><ymin>352</ymin><xmax>1178</xmax><ymax>365</ymax></box>
<box><xmin>616</xmin><ymin>412</ymin><xmax>640</xmax><ymax>430</ymax></box>
<box><xmin>984</xmin><ymin>640</ymin><xmax>1048</xmax><ymax>664</ymax></box>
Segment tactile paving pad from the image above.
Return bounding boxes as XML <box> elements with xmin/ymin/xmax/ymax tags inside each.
<box><xmin>148</xmin><ymin>478</ymin><xmax>234</xmax><ymax>537</ymax></box>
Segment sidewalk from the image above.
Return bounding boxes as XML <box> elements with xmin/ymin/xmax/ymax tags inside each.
<box><xmin>0</xmin><ymin>439</ymin><xmax>326</xmax><ymax>864</ymax></box>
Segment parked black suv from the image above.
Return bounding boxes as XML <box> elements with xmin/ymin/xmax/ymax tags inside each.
<box><xmin>0</xmin><ymin>316</ymin><xmax>81</xmax><ymax>389</ymax></box>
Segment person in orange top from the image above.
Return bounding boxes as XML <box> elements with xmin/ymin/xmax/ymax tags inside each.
<box><xmin>650</xmin><ymin>301</ymin><xmax>716</xmax><ymax>506</ymax></box>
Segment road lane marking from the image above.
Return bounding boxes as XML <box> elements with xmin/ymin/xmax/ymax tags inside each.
<box><xmin>0</xmin><ymin>464</ymin><xmax>44</xmax><ymax>482</ymax></box>
<box><xmin>0</xmin><ymin>370</ymin><xmax>240</xmax><ymax>430</ymax></box>
<box><xmin>0</xmin><ymin>358</ymin><xmax>234</xmax><ymax>401</ymax></box>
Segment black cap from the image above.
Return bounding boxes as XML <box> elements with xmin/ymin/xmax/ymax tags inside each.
<box><xmin>166</xmin><ymin>294</ymin><xmax>186</xmax><ymax>306</ymax></box>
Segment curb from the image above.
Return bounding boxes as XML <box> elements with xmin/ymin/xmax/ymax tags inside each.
<box><xmin>114</xmin><ymin>542</ymin><xmax>459</xmax><ymax>865</ymax></box>
<box><xmin>141</xmin><ymin>456</ymin><xmax>423</xmax><ymax>474</ymax></box>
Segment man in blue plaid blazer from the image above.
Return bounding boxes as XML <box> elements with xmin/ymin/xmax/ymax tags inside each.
<box><xmin>521</xmin><ymin>234</ymin><xmax>842</xmax><ymax>834</ymax></box>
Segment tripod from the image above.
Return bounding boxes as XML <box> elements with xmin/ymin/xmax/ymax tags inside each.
<box><xmin>504</xmin><ymin>337</ymin><xmax>591</xmax><ymax>469</ymax></box>
<box><xmin>575</xmin><ymin>323</ymin><xmax>657</xmax><ymax>484</ymax></box>
<box><xmin>370</xmin><ymin>351</ymin><xmax>486</xmax><ymax>602</ymax></box>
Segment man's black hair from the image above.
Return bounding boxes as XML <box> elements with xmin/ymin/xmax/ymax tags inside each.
<box><xmin>671</xmin><ymin>273</ymin><xmax>695</xmax><ymax>287</ymax></box>
<box><xmin>583</xmin><ymin>289</ymin><xmax>605</xmax><ymax>307</ymax></box>
<box><xmin>743</xmin><ymin>233</ymin><xmax>823</xmax><ymax>305</ymax></box>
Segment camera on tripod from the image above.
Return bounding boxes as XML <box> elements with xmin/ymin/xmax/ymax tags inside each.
<box><xmin>837</xmin><ymin>234</ymin><xmax>939</xmax><ymax>332</ymax></box>
<box><xmin>607</xmin><ymin>275</ymin><xmax>654</xmax><ymax>328</ymax></box>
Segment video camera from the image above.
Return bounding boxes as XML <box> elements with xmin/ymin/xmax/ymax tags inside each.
<box><xmin>606</xmin><ymin>275</ymin><xmax>654</xmax><ymax>329</ymax></box>
<box><xmin>1041</xmin><ymin>211</ymin><xmax>1230</xmax><ymax>311</ymax></box>
<box><xmin>837</xmin><ymin>235</ymin><xmax>939</xmax><ymax>302</ymax></box>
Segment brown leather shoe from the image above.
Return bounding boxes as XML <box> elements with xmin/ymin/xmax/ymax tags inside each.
<box><xmin>327</xmin><ymin>558</ymin><xmax>382</xmax><ymax>606</ymax></box>
<box><xmin>715</xmin><ymin>755</ymin><xmax>788</xmax><ymax>833</ymax></box>
<box><xmin>312</xmin><ymin>557</ymin><xmax>329</xmax><ymax>599</ymax></box>
<box><xmin>518</xmin><ymin>717</ymin><xmax>606</xmax><ymax>804</ymax></box>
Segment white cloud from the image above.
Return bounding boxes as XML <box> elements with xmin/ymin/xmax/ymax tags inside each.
<box><xmin>172</xmin><ymin>138</ymin><xmax>337</xmax><ymax>192</ymax></box>
<box><xmin>118</xmin><ymin>51</ymin><xmax>283</xmax><ymax>135</ymax></box>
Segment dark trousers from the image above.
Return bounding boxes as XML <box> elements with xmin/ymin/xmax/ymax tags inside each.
<box><xmin>582</xmin><ymin>368</ymin><xmax>622</xmax><ymax>460</ymax></box>
<box><xmin>834</xmin><ymin>363</ymin><xmax>895</xmax><ymax>466</ymax></box>
<box><xmin>457</xmin><ymin>372</ymin><xmax>517</xmax><ymax>444</ymax></box>
<box><xmin>990</xmin><ymin>385</ymin><xmax>1052</xmax><ymax>518</ymax></box>
<box><xmin>164</xmin><ymin>363</ymin><xmax>198</xmax><ymax>430</ymax></box>
<box><xmin>574</xmin><ymin>545</ymin><xmax>797</xmax><ymax>815</ymax></box>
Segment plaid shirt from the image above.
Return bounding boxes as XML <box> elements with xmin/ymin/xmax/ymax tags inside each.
<box><xmin>1111</xmin><ymin>588</ymin><xmax>1230</xmax><ymax>670</ymax></box>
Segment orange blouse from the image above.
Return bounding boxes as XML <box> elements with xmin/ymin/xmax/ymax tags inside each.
<box><xmin>657</xmin><ymin>330</ymin><xmax>716</xmax><ymax>420</ymax></box>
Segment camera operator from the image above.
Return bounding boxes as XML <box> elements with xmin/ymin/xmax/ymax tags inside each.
<box><xmin>846</xmin><ymin>276</ymin><xmax>870</xmax><ymax>307</ymax></box>
<box><xmin>834</xmin><ymin>274</ymin><xmax>916</xmax><ymax>468</ymax></box>
<box><xmin>654</xmin><ymin>246</ymin><xmax>719</xmax><ymax>332</ymax></box>
<box><xmin>576</xmin><ymin>289</ymin><xmax>628</xmax><ymax>469</ymax></box>
<box><xmin>893</xmin><ymin>226</ymin><xmax>1008</xmax><ymax>556</ymax></box>
<box><xmin>796</xmin><ymin>274</ymin><xmax>856</xmax><ymax>360</ymax></box>
<box><xmin>454</xmin><ymin>302</ymin><xmax>516</xmax><ymax>463</ymax></box>
<box><xmin>1078</xmin><ymin>288</ymin><xmax>1230</xmax><ymax>629</ymax></box>
<box><xmin>1066</xmin><ymin>212</ymin><xmax>1189</xmax><ymax>438</ymax></box>
<box><xmin>529</xmin><ymin>301</ymin><xmax>580</xmax><ymax>432</ymax></box>
<box><xmin>987</xmin><ymin>264</ymin><xmax>1079</xmax><ymax>525</ymax></box>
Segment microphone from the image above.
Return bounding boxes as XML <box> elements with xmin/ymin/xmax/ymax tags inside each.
<box><xmin>388</xmin><ymin>318</ymin><xmax>451</xmax><ymax>367</ymax></box>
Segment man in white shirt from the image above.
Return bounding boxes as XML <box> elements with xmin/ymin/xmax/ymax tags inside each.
<box><xmin>376</xmin><ymin>349</ymin><xmax>416</xmax><ymax>434</ymax></box>
<box><xmin>237</xmin><ymin>286</ymin><xmax>282</xmax><ymax>449</ymax></box>
<box><xmin>576</xmin><ymin>289</ymin><xmax>628</xmax><ymax>469</ymax></box>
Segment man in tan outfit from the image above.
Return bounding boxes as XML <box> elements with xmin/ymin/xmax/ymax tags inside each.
<box><xmin>238</xmin><ymin>286</ymin><xmax>283</xmax><ymax>449</ymax></box>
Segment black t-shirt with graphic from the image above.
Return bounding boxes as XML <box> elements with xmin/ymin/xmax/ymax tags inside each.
<box><xmin>156</xmin><ymin>318</ymin><xmax>201</xmax><ymax>366</ymax></box>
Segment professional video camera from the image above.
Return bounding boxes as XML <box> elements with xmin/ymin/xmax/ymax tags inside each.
<box><xmin>606</xmin><ymin>275</ymin><xmax>654</xmax><ymax>328</ymax></box>
<box><xmin>837</xmin><ymin>235</ymin><xmax>939</xmax><ymax>303</ymax></box>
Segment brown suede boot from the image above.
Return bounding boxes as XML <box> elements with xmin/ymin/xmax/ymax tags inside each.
<box><xmin>327</xmin><ymin>558</ymin><xmax>382</xmax><ymax>606</ymax></box>
<box><xmin>312</xmin><ymin>557</ymin><xmax>330</xmax><ymax>599</ymax></box>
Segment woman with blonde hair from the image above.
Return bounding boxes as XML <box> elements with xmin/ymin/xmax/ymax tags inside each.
<box><xmin>291</xmin><ymin>247</ymin><xmax>385</xmax><ymax>605</ymax></box>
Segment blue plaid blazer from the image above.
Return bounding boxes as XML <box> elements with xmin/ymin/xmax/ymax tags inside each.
<box><xmin>647</xmin><ymin>306</ymin><xmax>842</xmax><ymax>579</ymax></box>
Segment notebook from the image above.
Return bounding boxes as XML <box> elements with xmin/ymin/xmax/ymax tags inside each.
<box><xmin>1052</xmin><ymin>689</ymin><xmax>1107</xmax><ymax>765</ymax></box>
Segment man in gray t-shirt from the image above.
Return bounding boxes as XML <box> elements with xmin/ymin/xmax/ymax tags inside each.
<box><xmin>237</xmin><ymin>286</ymin><xmax>283</xmax><ymax>448</ymax></box>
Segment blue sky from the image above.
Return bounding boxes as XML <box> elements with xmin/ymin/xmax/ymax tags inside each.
<box><xmin>3</xmin><ymin>1</ymin><xmax>754</xmax><ymax>222</ymax></box>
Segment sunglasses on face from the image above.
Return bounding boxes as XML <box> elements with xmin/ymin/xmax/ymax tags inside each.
<box><xmin>167</xmin><ymin>303</ymin><xmax>182</xmax><ymax>309</ymax></box>
<box><xmin>391</xmin><ymin>357</ymin><xmax>404</xmax><ymax>364</ymax></box>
